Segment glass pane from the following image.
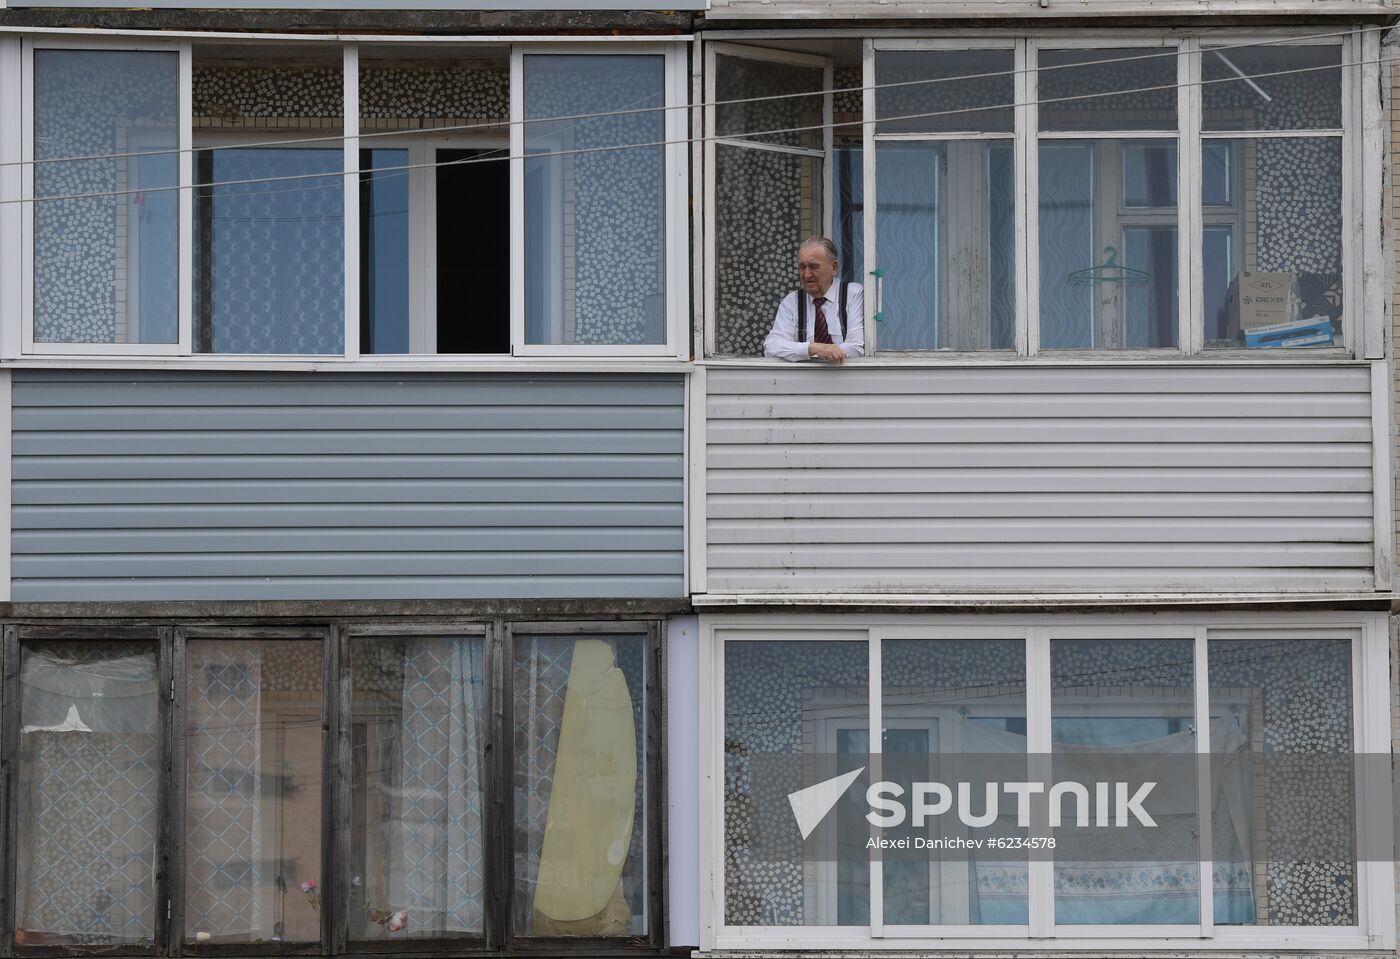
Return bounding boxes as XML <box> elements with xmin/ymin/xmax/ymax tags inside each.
<box><xmin>1039</xmin><ymin>48</ymin><xmax>1177</xmax><ymax>132</ymax></box>
<box><xmin>360</xmin><ymin>148</ymin><xmax>410</xmax><ymax>354</ymax></box>
<box><xmin>16</xmin><ymin>642</ymin><xmax>159</xmax><ymax>946</ymax></box>
<box><xmin>833</xmin><ymin>143</ymin><xmax>864</xmax><ymax>287</ymax></box>
<box><xmin>183</xmin><ymin>641</ymin><xmax>323</xmax><ymax>944</ymax></box>
<box><xmin>513</xmin><ymin>633</ymin><xmax>647</xmax><ymax>936</ymax></box>
<box><xmin>876</xmin><ymin>50</ymin><xmax>1014</xmax><ymax>134</ymax></box>
<box><xmin>714</xmin><ymin>144</ymin><xmax>823</xmax><ymax>355</ymax></box>
<box><xmin>195</xmin><ymin>149</ymin><xmax>345</xmax><ymax>354</ymax></box>
<box><xmin>1203</xmin><ymin>45</ymin><xmax>1342</xmax><ymax>132</ymax></box>
<box><xmin>1122</xmin><ymin>142</ymin><xmax>1176</xmax><ymax>208</ymax></box>
<box><xmin>880</xmin><ymin>639</ymin><xmax>1028</xmax><ymax>926</ymax></box>
<box><xmin>34</xmin><ymin>50</ymin><xmax>179</xmax><ymax>345</ymax></box>
<box><xmin>1208</xmin><ymin>636</ymin><xmax>1355</xmax><ymax>926</ymax></box>
<box><xmin>876</xmin><ymin>141</ymin><xmax>1014</xmax><ymax>351</ymax></box>
<box><xmin>350</xmin><ymin>636</ymin><xmax>486</xmax><ymax>939</ymax></box>
<box><xmin>1203</xmin><ymin>225</ymin><xmax>1235</xmax><ymax>345</ymax></box>
<box><xmin>1204</xmin><ymin>141</ymin><xmax>1232</xmax><ymax>206</ymax></box>
<box><xmin>1122</xmin><ymin>227</ymin><xmax>1178</xmax><ymax>349</ymax></box>
<box><xmin>523</xmin><ymin>55</ymin><xmax>665</xmax><ymax>346</ymax></box>
<box><xmin>723</xmin><ymin>640</ymin><xmax>868</xmax><ymax>926</ymax></box>
<box><xmin>1040</xmin><ymin>141</ymin><xmax>1178</xmax><ymax>350</ymax></box>
<box><xmin>1050</xmin><ymin>639</ymin><xmax>1197</xmax><ymax>925</ymax></box>
<box><xmin>1203</xmin><ymin>137</ymin><xmax>1342</xmax><ymax>350</ymax></box>
<box><xmin>716</xmin><ymin>53</ymin><xmax>823</xmax><ymax>150</ymax></box>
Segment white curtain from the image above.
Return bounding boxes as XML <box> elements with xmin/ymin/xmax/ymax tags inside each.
<box><xmin>389</xmin><ymin>639</ymin><xmax>486</xmax><ymax>933</ymax></box>
<box><xmin>16</xmin><ymin>646</ymin><xmax>159</xmax><ymax>943</ymax></box>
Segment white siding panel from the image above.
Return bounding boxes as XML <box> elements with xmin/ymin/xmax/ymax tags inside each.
<box><xmin>704</xmin><ymin>365</ymin><xmax>1376</xmax><ymax>594</ymax></box>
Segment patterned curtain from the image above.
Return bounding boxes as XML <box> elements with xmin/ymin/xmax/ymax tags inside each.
<box><xmin>185</xmin><ymin>645</ymin><xmax>263</xmax><ymax>938</ymax></box>
<box><xmin>16</xmin><ymin>645</ymin><xmax>159</xmax><ymax>944</ymax></box>
<box><xmin>390</xmin><ymin>640</ymin><xmax>485</xmax><ymax>933</ymax></box>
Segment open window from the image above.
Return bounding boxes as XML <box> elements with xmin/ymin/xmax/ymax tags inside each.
<box><xmin>706</xmin><ymin>43</ymin><xmax>832</xmax><ymax>356</ymax></box>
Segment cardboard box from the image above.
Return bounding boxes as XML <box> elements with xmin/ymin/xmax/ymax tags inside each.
<box><xmin>1242</xmin><ymin>316</ymin><xmax>1334</xmax><ymax>349</ymax></box>
<box><xmin>1227</xmin><ymin>272</ymin><xmax>1300</xmax><ymax>338</ymax></box>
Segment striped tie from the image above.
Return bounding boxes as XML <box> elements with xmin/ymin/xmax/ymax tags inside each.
<box><xmin>813</xmin><ymin>296</ymin><xmax>833</xmax><ymax>344</ymax></box>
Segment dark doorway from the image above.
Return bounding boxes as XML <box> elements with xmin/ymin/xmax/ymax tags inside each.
<box><xmin>437</xmin><ymin>148</ymin><xmax>510</xmax><ymax>354</ymax></box>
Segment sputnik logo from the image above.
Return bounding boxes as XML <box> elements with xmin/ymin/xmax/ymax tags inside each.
<box><xmin>787</xmin><ymin>767</ymin><xmax>864</xmax><ymax>840</ymax></box>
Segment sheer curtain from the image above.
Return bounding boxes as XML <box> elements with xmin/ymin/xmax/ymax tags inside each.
<box><xmin>960</xmin><ymin>717</ymin><xmax>1254</xmax><ymax>925</ymax></box>
<box><xmin>16</xmin><ymin>645</ymin><xmax>159</xmax><ymax>944</ymax></box>
<box><xmin>185</xmin><ymin>645</ymin><xmax>264</xmax><ymax>938</ymax></box>
<box><xmin>386</xmin><ymin>638</ymin><xmax>486</xmax><ymax>934</ymax></box>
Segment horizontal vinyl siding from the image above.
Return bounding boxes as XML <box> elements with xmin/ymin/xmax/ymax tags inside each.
<box><xmin>12</xmin><ymin>371</ymin><xmax>684</xmax><ymax>601</ymax></box>
<box><xmin>705</xmin><ymin>365</ymin><xmax>1375</xmax><ymax>594</ymax></box>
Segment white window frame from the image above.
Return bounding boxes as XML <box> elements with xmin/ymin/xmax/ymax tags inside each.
<box><xmin>20</xmin><ymin>36</ymin><xmax>192</xmax><ymax>357</ymax></box>
<box><xmin>511</xmin><ymin>42</ymin><xmax>689</xmax><ymax>360</ymax></box>
<box><xmin>699</xmin><ymin>611</ymin><xmax>1394</xmax><ymax>952</ymax></box>
<box><xmin>717</xmin><ymin>28</ymin><xmax>1370</xmax><ymax>362</ymax></box>
<box><xmin>356</xmin><ymin>131</ymin><xmax>510</xmax><ymax>355</ymax></box>
<box><xmin>11</xmin><ymin>36</ymin><xmax>690</xmax><ymax>365</ymax></box>
<box><xmin>703</xmin><ymin>41</ymin><xmax>833</xmax><ymax>358</ymax></box>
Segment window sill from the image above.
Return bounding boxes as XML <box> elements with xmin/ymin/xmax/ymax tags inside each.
<box><xmin>702</xmin><ymin>349</ymin><xmax>1365</xmax><ymax>367</ymax></box>
<box><xmin>2</xmin><ymin>354</ymin><xmax>695</xmax><ymax>374</ymax></box>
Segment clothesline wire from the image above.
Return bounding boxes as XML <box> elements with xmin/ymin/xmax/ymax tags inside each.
<box><xmin>5</xmin><ymin>22</ymin><xmax>1376</xmax><ymax>169</ymax></box>
<box><xmin>3</xmin><ymin>51</ymin><xmax>1377</xmax><ymax>209</ymax></box>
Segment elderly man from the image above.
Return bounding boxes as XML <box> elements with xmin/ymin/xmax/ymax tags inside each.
<box><xmin>763</xmin><ymin>236</ymin><xmax>865</xmax><ymax>363</ymax></box>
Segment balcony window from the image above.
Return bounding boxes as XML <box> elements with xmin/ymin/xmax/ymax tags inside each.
<box><xmin>709</xmin><ymin>617</ymin><xmax>1390</xmax><ymax>950</ymax></box>
<box><xmin>709</xmin><ymin>35</ymin><xmax>1360</xmax><ymax>358</ymax></box>
<box><xmin>21</xmin><ymin>42</ymin><xmax>683</xmax><ymax>360</ymax></box>
<box><xmin>2</xmin><ymin>621</ymin><xmax>661</xmax><ymax>953</ymax></box>
<box><xmin>30</xmin><ymin>49</ymin><xmax>180</xmax><ymax>350</ymax></box>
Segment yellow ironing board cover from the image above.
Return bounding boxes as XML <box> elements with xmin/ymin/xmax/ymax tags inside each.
<box><xmin>533</xmin><ymin>639</ymin><xmax>638</xmax><ymax>922</ymax></box>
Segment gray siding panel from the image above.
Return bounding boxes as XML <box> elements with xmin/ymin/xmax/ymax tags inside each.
<box><xmin>13</xmin><ymin>371</ymin><xmax>685</xmax><ymax>601</ymax></box>
<box><xmin>705</xmin><ymin>366</ymin><xmax>1376</xmax><ymax>594</ymax></box>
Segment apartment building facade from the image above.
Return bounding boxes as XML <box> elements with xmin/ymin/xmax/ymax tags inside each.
<box><xmin>0</xmin><ymin>0</ymin><xmax>1395</xmax><ymax>956</ymax></box>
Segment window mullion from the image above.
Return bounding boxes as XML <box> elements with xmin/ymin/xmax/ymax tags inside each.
<box><xmin>1</xmin><ymin>625</ymin><xmax>18</xmax><ymax>955</ymax></box>
<box><xmin>485</xmin><ymin>619</ymin><xmax>513</xmax><ymax>949</ymax></box>
<box><xmin>1025</xmin><ymin>626</ymin><xmax>1052</xmax><ymax>936</ymax></box>
<box><xmin>342</xmin><ymin>44</ymin><xmax>360</xmax><ymax>362</ymax></box>
<box><xmin>166</xmin><ymin>628</ymin><xmax>186</xmax><ymax>957</ymax></box>
<box><xmin>862</xmin><ymin>38</ymin><xmax>877</xmax><ymax>354</ymax></box>
<box><xmin>1180</xmin><ymin>37</ymin><xmax>1203</xmax><ymax>355</ymax></box>
<box><xmin>867</xmin><ymin>628</ymin><xmax>884</xmax><ymax>939</ymax></box>
<box><xmin>1193</xmin><ymin>625</ymin><xmax>1213</xmax><ymax>936</ymax></box>
<box><xmin>1017</xmin><ymin>39</ymin><xmax>1037</xmax><ymax>357</ymax></box>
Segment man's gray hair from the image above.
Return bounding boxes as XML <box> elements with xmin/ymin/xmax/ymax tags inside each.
<box><xmin>799</xmin><ymin>236</ymin><xmax>839</xmax><ymax>262</ymax></box>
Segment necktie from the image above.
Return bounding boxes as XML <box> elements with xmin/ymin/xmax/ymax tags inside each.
<box><xmin>812</xmin><ymin>296</ymin><xmax>833</xmax><ymax>344</ymax></box>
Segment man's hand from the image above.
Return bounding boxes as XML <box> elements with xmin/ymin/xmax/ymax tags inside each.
<box><xmin>808</xmin><ymin>342</ymin><xmax>845</xmax><ymax>364</ymax></box>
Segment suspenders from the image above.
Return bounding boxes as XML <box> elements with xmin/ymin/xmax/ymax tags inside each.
<box><xmin>795</xmin><ymin>281</ymin><xmax>848</xmax><ymax>342</ymax></box>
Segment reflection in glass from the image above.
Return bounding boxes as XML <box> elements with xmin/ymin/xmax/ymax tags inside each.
<box><xmin>1203</xmin><ymin>46</ymin><xmax>1342</xmax><ymax>132</ymax></box>
<box><xmin>183</xmin><ymin>641</ymin><xmax>323</xmax><ymax>944</ymax></box>
<box><xmin>876</xmin><ymin>50</ymin><xmax>1014</xmax><ymax>134</ymax></box>
<box><xmin>716</xmin><ymin>53</ymin><xmax>823</xmax><ymax>150</ymax></box>
<box><xmin>724</xmin><ymin>640</ymin><xmax>868</xmax><ymax>926</ymax></box>
<box><xmin>1040</xmin><ymin>141</ymin><xmax>1178</xmax><ymax>350</ymax></box>
<box><xmin>513</xmin><ymin>634</ymin><xmax>647</xmax><ymax>936</ymax></box>
<box><xmin>360</xmin><ymin>149</ymin><xmax>410</xmax><ymax>354</ymax></box>
<box><xmin>880</xmin><ymin>639</ymin><xmax>1028</xmax><ymax>925</ymax></box>
<box><xmin>1208</xmin><ymin>637</ymin><xmax>1355</xmax><ymax>926</ymax></box>
<box><xmin>1038</xmin><ymin>49</ymin><xmax>1177</xmax><ymax>132</ymax></box>
<box><xmin>1202</xmin><ymin>137</ymin><xmax>1342</xmax><ymax>349</ymax></box>
<box><xmin>196</xmin><ymin>149</ymin><xmax>345</xmax><ymax>354</ymax></box>
<box><xmin>349</xmin><ymin>636</ymin><xmax>485</xmax><ymax>939</ymax></box>
<box><xmin>714</xmin><ymin>144</ymin><xmax>823</xmax><ymax>355</ymax></box>
<box><xmin>1050</xmin><ymin>639</ymin><xmax>1197</xmax><ymax>925</ymax></box>
<box><xmin>523</xmin><ymin>55</ymin><xmax>665</xmax><ymax>346</ymax></box>
<box><xmin>34</xmin><ymin>50</ymin><xmax>179</xmax><ymax>345</ymax></box>
<box><xmin>876</xmin><ymin>141</ymin><xmax>1014</xmax><ymax>350</ymax></box>
<box><xmin>16</xmin><ymin>643</ymin><xmax>159</xmax><ymax>946</ymax></box>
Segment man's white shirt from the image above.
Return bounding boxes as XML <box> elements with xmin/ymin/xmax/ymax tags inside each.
<box><xmin>763</xmin><ymin>279</ymin><xmax>865</xmax><ymax>362</ymax></box>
